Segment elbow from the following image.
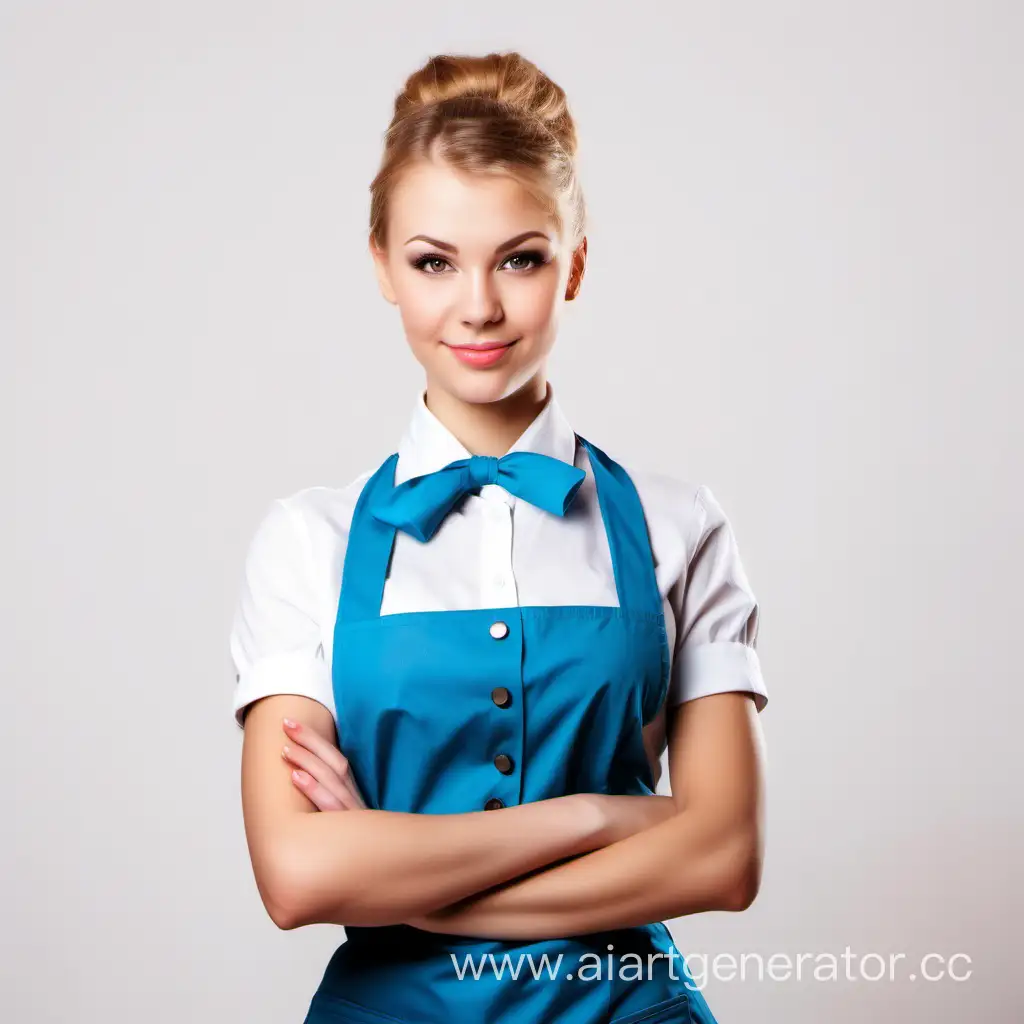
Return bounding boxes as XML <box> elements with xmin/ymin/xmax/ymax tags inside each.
<box><xmin>720</xmin><ymin>860</ymin><xmax>762</xmax><ymax>912</ymax></box>
<box><xmin>266</xmin><ymin>898</ymin><xmax>300</xmax><ymax>932</ymax></box>
<box><xmin>259</xmin><ymin>861</ymin><xmax>312</xmax><ymax>931</ymax></box>
<box><xmin>265</xmin><ymin>883</ymin><xmax>307</xmax><ymax>931</ymax></box>
<box><xmin>257</xmin><ymin>835</ymin><xmax>349</xmax><ymax>931</ymax></box>
<box><xmin>713</xmin><ymin>825</ymin><xmax>763</xmax><ymax>913</ymax></box>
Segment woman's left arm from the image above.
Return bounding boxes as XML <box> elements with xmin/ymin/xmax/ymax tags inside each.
<box><xmin>410</xmin><ymin>691</ymin><xmax>765</xmax><ymax>940</ymax></box>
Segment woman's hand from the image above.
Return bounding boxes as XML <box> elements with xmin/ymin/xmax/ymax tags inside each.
<box><xmin>280</xmin><ymin>717</ymin><xmax>368</xmax><ymax>811</ymax></box>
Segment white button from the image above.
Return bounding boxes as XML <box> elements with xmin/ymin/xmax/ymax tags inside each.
<box><xmin>495</xmin><ymin>576</ymin><xmax>507</xmax><ymax>588</ymax></box>
<box><xmin>489</xmin><ymin>621</ymin><xmax>509</xmax><ymax>640</ymax></box>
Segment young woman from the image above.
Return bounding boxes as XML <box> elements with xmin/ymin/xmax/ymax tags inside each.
<box><xmin>230</xmin><ymin>51</ymin><xmax>767</xmax><ymax>1024</ymax></box>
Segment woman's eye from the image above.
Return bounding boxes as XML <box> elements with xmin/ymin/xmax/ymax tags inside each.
<box><xmin>413</xmin><ymin>256</ymin><xmax>450</xmax><ymax>274</ymax></box>
<box><xmin>503</xmin><ymin>250</ymin><xmax>547</xmax><ymax>272</ymax></box>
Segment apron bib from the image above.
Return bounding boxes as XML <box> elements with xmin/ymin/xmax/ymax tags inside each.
<box><xmin>304</xmin><ymin>436</ymin><xmax>717</xmax><ymax>1024</ymax></box>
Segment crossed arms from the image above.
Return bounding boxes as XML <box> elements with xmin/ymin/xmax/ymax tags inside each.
<box><xmin>239</xmin><ymin>690</ymin><xmax>765</xmax><ymax>938</ymax></box>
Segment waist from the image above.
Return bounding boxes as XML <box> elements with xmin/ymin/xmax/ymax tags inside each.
<box><xmin>313</xmin><ymin>921</ymin><xmax>695</xmax><ymax>1024</ymax></box>
<box><xmin>342</xmin><ymin>921</ymin><xmax>670</xmax><ymax>956</ymax></box>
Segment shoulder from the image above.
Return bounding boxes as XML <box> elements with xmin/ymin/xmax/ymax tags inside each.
<box><xmin>242</xmin><ymin>461</ymin><xmax>382</xmax><ymax>569</ymax></box>
<box><xmin>600</xmin><ymin>453</ymin><xmax>707</xmax><ymax>543</ymax></box>
<box><xmin>626</xmin><ymin>464</ymin><xmax>704</xmax><ymax>584</ymax></box>
<box><xmin>627</xmin><ymin>464</ymin><xmax>704</xmax><ymax>530</ymax></box>
<box><xmin>277</xmin><ymin>467</ymin><xmax>378</xmax><ymax>533</ymax></box>
<box><xmin>594</xmin><ymin>448</ymin><xmax>740</xmax><ymax>593</ymax></box>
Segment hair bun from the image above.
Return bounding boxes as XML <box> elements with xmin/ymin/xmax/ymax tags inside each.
<box><xmin>395</xmin><ymin>51</ymin><xmax>577</xmax><ymax>157</ymax></box>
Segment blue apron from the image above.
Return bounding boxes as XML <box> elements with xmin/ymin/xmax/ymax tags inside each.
<box><xmin>304</xmin><ymin>435</ymin><xmax>718</xmax><ymax>1024</ymax></box>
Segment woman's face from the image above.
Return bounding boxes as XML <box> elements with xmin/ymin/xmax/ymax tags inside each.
<box><xmin>370</xmin><ymin>159</ymin><xmax>586</xmax><ymax>406</ymax></box>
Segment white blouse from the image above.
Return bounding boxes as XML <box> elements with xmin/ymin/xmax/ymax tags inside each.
<box><xmin>229</xmin><ymin>388</ymin><xmax>767</xmax><ymax>777</ymax></box>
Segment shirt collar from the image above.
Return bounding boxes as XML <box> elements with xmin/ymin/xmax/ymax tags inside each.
<box><xmin>394</xmin><ymin>383</ymin><xmax>579</xmax><ymax>487</ymax></box>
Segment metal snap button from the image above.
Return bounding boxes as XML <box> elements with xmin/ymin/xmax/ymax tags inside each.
<box><xmin>489</xmin><ymin>620</ymin><xmax>509</xmax><ymax>640</ymax></box>
<box><xmin>491</xmin><ymin>686</ymin><xmax>512</xmax><ymax>708</ymax></box>
<box><xmin>484</xmin><ymin>797</ymin><xmax>504</xmax><ymax>810</ymax></box>
<box><xmin>494</xmin><ymin>753</ymin><xmax>514</xmax><ymax>775</ymax></box>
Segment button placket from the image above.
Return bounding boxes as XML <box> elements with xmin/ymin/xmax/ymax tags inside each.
<box><xmin>484</xmin><ymin>617</ymin><xmax>518</xmax><ymax>810</ymax></box>
<box><xmin>483</xmin><ymin>486</ymin><xmax>524</xmax><ymax>810</ymax></box>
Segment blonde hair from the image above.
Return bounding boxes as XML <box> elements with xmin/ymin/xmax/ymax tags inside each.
<box><xmin>369</xmin><ymin>52</ymin><xmax>586</xmax><ymax>251</ymax></box>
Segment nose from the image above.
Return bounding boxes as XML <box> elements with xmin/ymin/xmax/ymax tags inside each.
<box><xmin>458</xmin><ymin>268</ymin><xmax>504</xmax><ymax>329</ymax></box>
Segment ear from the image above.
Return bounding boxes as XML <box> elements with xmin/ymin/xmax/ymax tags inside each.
<box><xmin>564</xmin><ymin>236</ymin><xmax>588</xmax><ymax>301</ymax></box>
<box><xmin>369</xmin><ymin>236</ymin><xmax>398</xmax><ymax>305</ymax></box>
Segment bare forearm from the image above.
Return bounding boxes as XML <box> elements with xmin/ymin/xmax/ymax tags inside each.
<box><xmin>413</xmin><ymin>808</ymin><xmax>760</xmax><ymax>940</ymax></box>
<box><xmin>274</xmin><ymin>794</ymin><xmax>605</xmax><ymax>928</ymax></box>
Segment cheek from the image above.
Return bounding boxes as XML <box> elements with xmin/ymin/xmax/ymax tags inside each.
<box><xmin>394</xmin><ymin>277</ymin><xmax>448</xmax><ymax>338</ymax></box>
<box><xmin>496</xmin><ymin>271</ymin><xmax>559</xmax><ymax>326</ymax></box>
<box><xmin>513</xmin><ymin>278</ymin><xmax>561</xmax><ymax>332</ymax></box>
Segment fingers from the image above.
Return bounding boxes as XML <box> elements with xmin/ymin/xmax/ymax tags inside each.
<box><xmin>283</xmin><ymin>718</ymin><xmax>351</xmax><ymax>779</ymax></box>
<box><xmin>281</xmin><ymin>718</ymin><xmax>368</xmax><ymax>810</ymax></box>
<box><xmin>282</xmin><ymin>741</ymin><xmax>363</xmax><ymax>810</ymax></box>
<box><xmin>289</xmin><ymin>767</ymin><xmax>346</xmax><ymax>811</ymax></box>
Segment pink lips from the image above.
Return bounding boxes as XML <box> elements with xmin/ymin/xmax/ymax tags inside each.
<box><xmin>444</xmin><ymin>338</ymin><xmax>519</xmax><ymax>368</ymax></box>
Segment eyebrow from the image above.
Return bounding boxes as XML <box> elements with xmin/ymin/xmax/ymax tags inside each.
<box><xmin>403</xmin><ymin>230</ymin><xmax>550</xmax><ymax>255</ymax></box>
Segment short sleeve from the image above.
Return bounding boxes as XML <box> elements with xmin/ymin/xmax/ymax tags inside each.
<box><xmin>667</xmin><ymin>485</ymin><xmax>767</xmax><ymax>713</ymax></box>
<box><xmin>229</xmin><ymin>498</ymin><xmax>335</xmax><ymax>729</ymax></box>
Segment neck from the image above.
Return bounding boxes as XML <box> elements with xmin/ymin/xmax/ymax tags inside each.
<box><xmin>424</xmin><ymin>375</ymin><xmax>550</xmax><ymax>458</ymax></box>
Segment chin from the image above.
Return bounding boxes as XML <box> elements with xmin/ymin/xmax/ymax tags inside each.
<box><xmin>435</xmin><ymin>370</ymin><xmax>521</xmax><ymax>406</ymax></box>
<box><xmin>427</xmin><ymin>356</ymin><xmax>546</xmax><ymax>406</ymax></box>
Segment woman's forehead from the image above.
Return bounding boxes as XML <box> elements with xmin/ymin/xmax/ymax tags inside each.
<box><xmin>389</xmin><ymin>162</ymin><xmax>554</xmax><ymax>234</ymax></box>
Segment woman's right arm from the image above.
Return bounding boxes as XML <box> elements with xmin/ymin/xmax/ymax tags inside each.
<box><xmin>242</xmin><ymin>693</ymin><xmax>669</xmax><ymax>930</ymax></box>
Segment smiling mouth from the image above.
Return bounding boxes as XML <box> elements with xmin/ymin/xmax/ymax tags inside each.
<box><xmin>443</xmin><ymin>338</ymin><xmax>520</xmax><ymax>350</ymax></box>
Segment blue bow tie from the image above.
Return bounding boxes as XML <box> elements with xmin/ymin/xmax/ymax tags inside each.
<box><xmin>371</xmin><ymin>451</ymin><xmax>586</xmax><ymax>543</ymax></box>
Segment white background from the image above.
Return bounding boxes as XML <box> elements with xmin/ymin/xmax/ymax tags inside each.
<box><xmin>3</xmin><ymin>1</ymin><xmax>1021</xmax><ymax>1020</ymax></box>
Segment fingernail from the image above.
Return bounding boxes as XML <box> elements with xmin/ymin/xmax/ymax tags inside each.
<box><xmin>282</xmin><ymin>745</ymin><xmax>290</xmax><ymax>756</ymax></box>
<box><xmin>283</xmin><ymin>717</ymin><xmax>296</xmax><ymax>729</ymax></box>
<box><xmin>292</xmin><ymin>770</ymin><xmax>306</xmax><ymax>783</ymax></box>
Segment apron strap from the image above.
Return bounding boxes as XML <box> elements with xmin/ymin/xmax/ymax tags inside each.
<box><xmin>578</xmin><ymin>435</ymin><xmax>664</xmax><ymax>616</ymax></box>
<box><xmin>335</xmin><ymin>452</ymin><xmax>400</xmax><ymax>623</ymax></box>
<box><xmin>578</xmin><ymin>435</ymin><xmax>671</xmax><ymax>710</ymax></box>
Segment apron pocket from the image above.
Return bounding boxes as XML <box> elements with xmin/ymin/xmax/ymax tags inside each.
<box><xmin>304</xmin><ymin>989</ymin><xmax>412</xmax><ymax>1024</ymax></box>
<box><xmin>608</xmin><ymin>989</ymin><xmax>694</xmax><ymax>1024</ymax></box>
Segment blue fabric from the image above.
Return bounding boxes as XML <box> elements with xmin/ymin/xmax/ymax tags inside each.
<box><xmin>304</xmin><ymin>435</ymin><xmax>718</xmax><ymax>1024</ymax></box>
<box><xmin>369</xmin><ymin>451</ymin><xmax>586</xmax><ymax>543</ymax></box>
